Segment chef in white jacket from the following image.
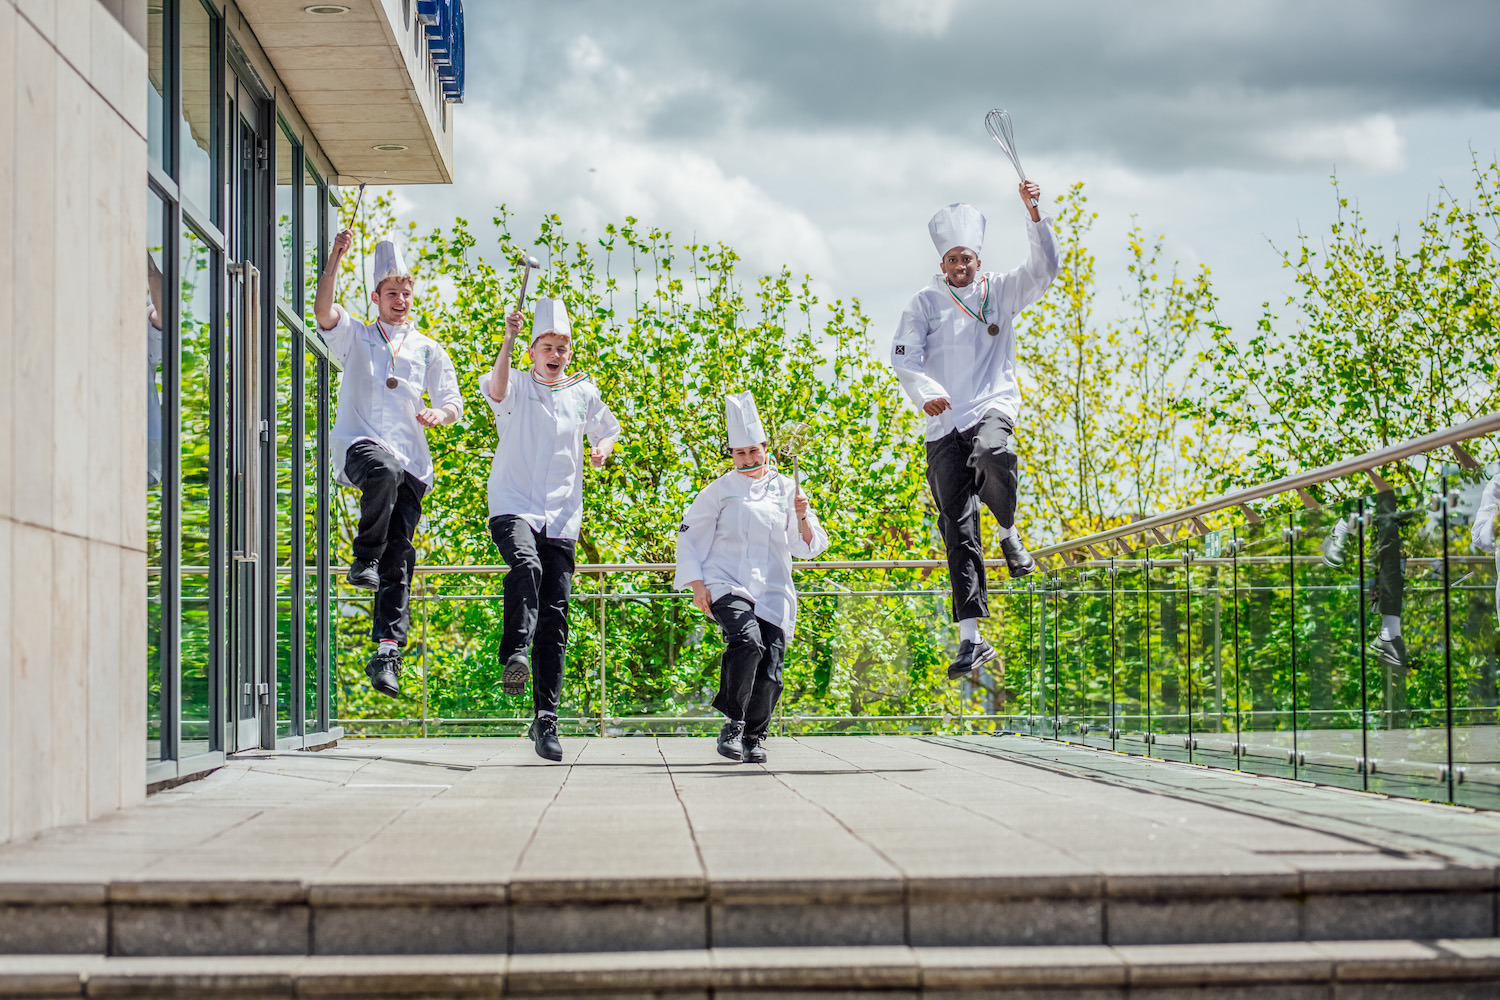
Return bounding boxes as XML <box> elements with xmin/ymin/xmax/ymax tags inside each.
<box><xmin>890</xmin><ymin>182</ymin><xmax>1060</xmax><ymax>680</ymax></box>
<box><xmin>1472</xmin><ymin>471</ymin><xmax>1500</xmax><ymax>622</ymax></box>
<box><xmin>314</xmin><ymin>230</ymin><xmax>464</xmax><ymax>701</ymax></box>
<box><xmin>483</xmin><ymin>297</ymin><xmax>621</xmax><ymax>763</ymax></box>
<box><xmin>674</xmin><ymin>392</ymin><xmax>829</xmax><ymax>764</ymax></box>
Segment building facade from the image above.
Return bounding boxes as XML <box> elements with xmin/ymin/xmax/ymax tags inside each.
<box><xmin>2</xmin><ymin>0</ymin><xmax>462</xmax><ymax>843</ymax></box>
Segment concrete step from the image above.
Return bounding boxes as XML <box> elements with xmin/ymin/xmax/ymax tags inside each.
<box><xmin>1</xmin><ymin>940</ymin><xmax>1498</xmax><ymax>997</ymax></box>
<box><xmin>0</xmin><ymin>868</ymin><xmax>1495</xmax><ymax>957</ymax></box>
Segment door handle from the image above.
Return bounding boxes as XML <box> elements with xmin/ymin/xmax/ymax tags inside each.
<box><xmin>229</xmin><ymin>260</ymin><xmax>261</xmax><ymax>563</ymax></box>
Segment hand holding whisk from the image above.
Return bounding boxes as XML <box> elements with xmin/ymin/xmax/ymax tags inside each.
<box><xmin>984</xmin><ymin>109</ymin><xmax>1041</xmax><ymax>213</ymax></box>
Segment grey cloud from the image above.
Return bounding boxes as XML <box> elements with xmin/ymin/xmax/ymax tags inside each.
<box><xmin>466</xmin><ymin>0</ymin><xmax>1500</xmax><ymax>170</ymax></box>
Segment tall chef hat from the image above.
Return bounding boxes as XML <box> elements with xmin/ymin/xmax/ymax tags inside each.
<box><xmin>532</xmin><ymin>297</ymin><xmax>572</xmax><ymax>344</ymax></box>
<box><xmin>725</xmin><ymin>391</ymin><xmax>768</xmax><ymax>449</ymax></box>
<box><xmin>928</xmin><ymin>203</ymin><xmax>986</xmax><ymax>259</ymax></box>
<box><xmin>371</xmin><ymin>236</ymin><xmax>412</xmax><ymax>289</ymax></box>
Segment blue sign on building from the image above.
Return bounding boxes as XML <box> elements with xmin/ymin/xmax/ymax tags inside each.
<box><xmin>417</xmin><ymin>0</ymin><xmax>465</xmax><ymax>103</ymax></box>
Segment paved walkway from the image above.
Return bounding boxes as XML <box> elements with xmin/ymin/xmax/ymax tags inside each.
<box><xmin>3</xmin><ymin>735</ymin><xmax>1496</xmax><ymax>888</ymax></box>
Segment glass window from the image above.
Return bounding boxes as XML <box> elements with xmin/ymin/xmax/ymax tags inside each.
<box><xmin>179</xmin><ymin>0</ymin><xmax>215</xmax><ymax>220</ymax></box>
<box><xmin>305</xmin><ymin>351</ymin><xmax>327</xmax><ymax>733</ymax></box>
<box><xmin>275</xmin><ymin>322</ymin><xmax>297</xmax><ymax>739</ymax></box>
<box><xmin>178</xmin><ymin>222</ymin><xmax>218</xmax><ymax>756</ymax></box>
<box><xmin>275</xmin><ymin>123</ymin><xmax>296</xmax><ymax>309</ymax></box>
<box><xmin>147</xmin><ymin>189</ymin><xmax>167</xmax><ymax>764</ymax></box>
<box><xmin>146</xmin><ymin>2</ymin><xmax>169</xmax><ymax>170</ymax></box>
<box><xmin>303</xmin><ymin>163</ymin><xmax>323</xmax><ymax>319</ymax></box>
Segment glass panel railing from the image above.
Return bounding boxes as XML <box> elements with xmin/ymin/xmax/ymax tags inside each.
<box><xmin>1449</xmin><ymin>464</ymin><xmax>1500</xmax><ymax>808</ymax></box>
<box><xmin>1234</xmin><ymin>516</ymin><xmax>1296</xmax><ymax>779</ymax></box>
<box><xmin>1113</xmin><ymin>555</ymin><xmax>1149</xmax><ymax>753</ymax></box>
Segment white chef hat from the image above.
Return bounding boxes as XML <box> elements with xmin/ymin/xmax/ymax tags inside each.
<box><xmin>371</xmin><ymin>236</ymin><xmax>412</xmax><ymax>289</ymax></box>
<box><xmin>928</xmin><ymin>203</ymin><xmax>986</xmax><ymax>259</ymax></box>
<box><xmin>532</xmin><ymin>297</ymin><xmax>572</xmax><ymax>344</ymax></box>
<box><xmin>725</xmin><ymin>391</ymin><xmax>768</xmax><ymax>449</ymax></box>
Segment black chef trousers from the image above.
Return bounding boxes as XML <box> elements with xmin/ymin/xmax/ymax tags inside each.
<box><xmin>345</xmin><ymin>441</ymin><xmax>426</xmax><ymax>646</ymax></box>
<box><xmin>490</xmin><ymin>515</ymin><xmax>575</xmax><ymax>715</ymax></box>
<box><xmin>925</xmin><ymin>408</ymin><xmax>1018</xmax><ymax>622</ymax></box>
<box><xmin>709</xmin><ymin>595</ymin><xmax>786</xmax><ymax>741</ymax></box>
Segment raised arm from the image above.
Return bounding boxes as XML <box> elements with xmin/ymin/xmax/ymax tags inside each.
<box><xmin>313</xmin><ymin>229</ymin><xmax>353</xmax><ymax>332</ymax></box>
<box><xmin>486</xmin><ymin>310</ymin><xmax>524</xmax><ymax>403</ymax></box>
<box><xmin>1001</xmin><ymin>181</ymin><xmax>1061</xmax><ymax>315</ymax></box>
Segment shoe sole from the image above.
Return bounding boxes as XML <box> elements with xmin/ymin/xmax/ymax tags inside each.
<box><xmin>346</xmin><ymin>573</ymin><xmax>379</xmax><ymax>592</ymax></box>
<box><xmin>1007</xmin><ymin>561</ymin><xmax>1036</xmax><ymax>578</ymax></box>
<box><xmin>947</xmin><ymin>644</ymin><xmax>998</xmax><ymax>680</ymax></box>
<box><xmin>716</xmin><ymin>744</ymin><xmax>744</xmax><ymax>762</ymax></box>
<box><xmin>533</xmin><ymin>743</ymin><xmax>563</xmax><ymax>762</ymax></box>
<box><xmin>501</xmin><ymin>660</ymin><xmax>528</xmax><ymax>697</ymax></box>
<box><xmin>365</xmin><ymin>667</ymin><xmax>400</xmax><ymax>699</ymax></box>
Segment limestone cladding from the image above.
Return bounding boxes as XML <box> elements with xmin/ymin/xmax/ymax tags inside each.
<box><xmin>1</xmin><ymin>0</ymin><xmax>149</xmax><ymax>843</ymax></box>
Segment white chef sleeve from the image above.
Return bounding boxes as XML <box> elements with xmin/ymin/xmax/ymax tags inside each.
<box><xmin>425</xmin><ymin>343</ymin><xmax>464</xmax><ymax>419</ymax></box>
<box><xmin>999</xmin><ymin>217</ymin><xmax>1063</xmax><ymax>317</ymax></box>
<box><xmin>890</xmin><ymin>294</ymin><xmax>948</xmax><ymax>407</ymax></box>
<box><xmin>318</xmin><ymin>304</ymin><xmax>363</xmax><ymax>367</ymax></box>
<box><xmin>1473</xmin><ymin>474</ymin><xmax>1500</xmax><ymax>553</ymax></box>
<box><xmin>673</xmin><ymin>483</ymin><xmax>721</xmax><ymax>591</ymax></box>
<box><xmin>584</xmin><ymin>383</ymin><xmax>622</xmax><ymax>445</ymax></box>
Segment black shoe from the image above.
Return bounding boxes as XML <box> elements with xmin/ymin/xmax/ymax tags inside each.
<box><xmin>1001</xmin><ymin>535</ymin><xmax>1036</xmax><ymax>578</ymax></box>
<box><xmin>742</xmin><ymin>734</ymin><xmax>767</xmax><ymax>764</ymax></box>
<box><xmin>346</xmin><ymin>558</ymin><xmax>380</xmax><ymax>591</ymax></box>
<box><xmin>717</xmin><ymin>721</ymin><xmax>745</xmax><ymax>762</ymax></box>
<box><xmin>1371</xmin><ymin>635</ymin><xmax>1407</xmax><ymax>671</ymax></box>
<box><xmin>528</xmin><ymin>716</ymin><xmax>563</xmax><ymax>762</ymax></box>
<box><xmin>948</xmin><ymin>638</ymin><xmax>997</xmax><ymax>680</ymax></box>
<box><xmin>365</xmin><ymin>647</ymin><xmax>402</xmax><ymax>698</ymax></box>
<box><xmin>500</xmin><ymin>650</ymin><xmax>529</xmax><ymax>697</ymax></box>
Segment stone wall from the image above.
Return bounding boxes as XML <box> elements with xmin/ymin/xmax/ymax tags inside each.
<box><xmin>1</xmin><ymin>0</ymin><xmax>148</xmax><ymax>842</ymax></box>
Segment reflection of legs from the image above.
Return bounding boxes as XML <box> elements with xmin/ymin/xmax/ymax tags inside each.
<box><xmin>1373</xmin><ymin>490</ymin><xmax>1407</xmax><ymax>726</ymax></box>
<box><xmin>371</xmin><ymin>474</ymin><xmax>424</xmax><ymax>646</ymax></box>
<box><xmin>926</xmin><ymin>432</ymin><xmax>987</xmax><ymax>623</ymax></box>
<box><xmin>530</xmin><ymin>535</ymin><xmax>576</xmax><ymax>717</ymax></box>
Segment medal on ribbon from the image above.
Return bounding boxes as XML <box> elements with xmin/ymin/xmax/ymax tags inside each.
<box><xmin>375</xmin><ymin>320</ymin><xmax>409</xmax><ymax>388</ymax></box>
<box><xmin>947</xmin><ymin>276</ymin><xmax>998</xmax><ymax>336</ymax></box>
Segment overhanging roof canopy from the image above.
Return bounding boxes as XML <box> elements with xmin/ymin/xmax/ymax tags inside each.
<box><xmin>236</xmin><ymin>0</ymin><xmax>459</xmax><ymax>185</ymax></box>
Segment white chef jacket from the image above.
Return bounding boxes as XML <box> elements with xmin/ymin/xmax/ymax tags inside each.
<box><xmin>1472</xmin><ymin>472</ymin><xmax>1500</xmax><ymax>621</ymax></box>
<box><xmin>890</xmin><ymin>216</ymin><xmax>1061</xmax><ymax>441</ymax></box>
<box><xmin>480</xmin><ymin>368</ymin><xmax>621</xmax><ymax>540</ymax></box>
<box><xmin>147</xmin><ymin>311</ymin><xmax>163</xmax><ymax>487</ymax></box>
<box><xmin>673</xmin><ymin>469</ymin><xmax>830</xmax><ymax>637</ymax></box>
<box><xmin>320</xmin><ymin>304</ymin><xmax>463</xmax><ymax>489</ymax></box>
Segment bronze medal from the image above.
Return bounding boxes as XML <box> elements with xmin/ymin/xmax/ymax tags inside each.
<box><xmin>987</xmin><ymin>323</ymin><xmax>999</xmax><ymax>336</ymax></box>
<box><xmin>385</xmin><ymin>376</ymin><xmax>398</xmax><ymax>389</ymax></box>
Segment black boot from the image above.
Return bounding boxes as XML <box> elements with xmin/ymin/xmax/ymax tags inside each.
<box><xmin>501</xmin><ymin>650</ymin><xmax>529</xmax><ymax>697</ymax></box>
<box><xmin>717</xmin><ymin>721</ymin><xmax>745</xmax><ymax>762</ymax></box>
<box><xmin>346</xmin><ymin>558</ymin><xmax>380</xmax><ymax>591</ymax></box>
<box><xmin>1001</xmin><ymin>534</ymin><xmax>1036</xmax><ymax>578</ymax></box>
<box><xmin>365</xmin><ymin>646</ymin><xmax>402</xmax><ymax>698</ymax></box>
<box><xmin>742</xmin><ymin>733</ymin><xmax>767</xmax><ymax>764</ymax></box>
<box><xmin>948</xmin><ymin>638</ymin><xmax>997</xmax><ymax>680</ymax></box>
<box><xmin>528</xmin><ymin>716</ymin><xmax>563</xmax><ymax>762</ymax></box>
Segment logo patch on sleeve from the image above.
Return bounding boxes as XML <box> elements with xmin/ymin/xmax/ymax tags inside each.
<box><xmin>894</xmin><ymin>345</ymin><xmax>906</xmax><ymax>355</ymax></box>
<box><xmin>678</xmin><ymin>523</ymin><xmax>690</xmax><ymax>533</ymax></box>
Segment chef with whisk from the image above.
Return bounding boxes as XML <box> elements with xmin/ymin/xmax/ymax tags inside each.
<box><xmin>674</xmin><ymin>392</ymin><xmax>829</xmax><ymax>765</ymax></box>
<box><xmin>889</xmin><ymin>177</ymin><xmax>1060</xmax><ymax>682</ymax></box>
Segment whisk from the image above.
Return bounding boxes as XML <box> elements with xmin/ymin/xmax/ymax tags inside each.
<box><xmin>984</xmin><ymin>109</ymin><xmax>1037</xmax><ymax>209</ymax></box>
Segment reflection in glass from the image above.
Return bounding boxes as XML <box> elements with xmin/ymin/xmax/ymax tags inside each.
<box><xmin>275</xmin><ymin>124</ymin><xmax>296</xmax><ymax>308</ymax></box>
<box><xmin>147</xmin><ymin>190</ymin><xmax>166</xmax><ymax>764</ymax></box>
<box><xmin>303</xmin><ymin>165</ymin><xmax>323</xmax><ymax>320</ymax></box>
<box><xmin>146</xmin><ymin>1</ymin><xmax>168</xmax><ymax>170</ymax></box>
<box><xmin>1235</xmin><ymin>518</ymin><xmax>1296</xmax><ymax>778</ymax></box>
<box><xmin>305</xmin><ymin>352</ymin><xmax>327</xmax><ymax>733</ymax></box>
<box><xmin>1451</xmin><ymin>464</ymin><xmax>1500</xmax><ymax>808</ymax></box>
<box><xmin>178</xmin><ymin>223</ymin><xmax>218</xmax><ymax>756</ymax></box>
<box><xmin>275</xmin><ymin>323</ymin><xmax>296</xmax><ymax>738</ymax></box>
<box><xmin>179</xmin><ymin>0</ymin><xmax>215</xmax><ymax>218</ymax></box>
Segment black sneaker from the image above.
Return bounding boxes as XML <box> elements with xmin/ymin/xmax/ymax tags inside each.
<box><xmin>948</xmin><ymin>638</ymin><xmax>997</xmax><ymax>680</ymax></box>
<box><xmin>1370</xmin><ymin>635</ymin><xmax>1407</xmax><ymax>671</ymax></box>
<box><xmin>742</xmin><ymin>734</ymin><xmax>767</xmax><ymax>764</ymax></box>
<box><xmin>365</xmin><ymin>647</ymin><xmax>401</xmax><ymax>698</ymax></box>
<box><xmin>717</xmin><ymin>721</ymin><xmax>745</xmax><ymax>762</ymax></box>
<box><xmin>346</xmin><ymin>558</ymin><xmax>380</xmax><ymax>591</ymax></box>
<box><xmin>528</xmin><ymin>716</ymin><xmax>563</xmax><ymax>762</ymax></box>
<box><xmin>500</xmin><ymin>650</ymin><xmax>529</xmax><ymax>697</ymax></box>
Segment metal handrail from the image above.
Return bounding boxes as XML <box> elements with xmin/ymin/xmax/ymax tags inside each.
<box><xmin>1031</xmin><ymin>410</ymin><xmax>1500</xmax><ymax>560</ymax></box>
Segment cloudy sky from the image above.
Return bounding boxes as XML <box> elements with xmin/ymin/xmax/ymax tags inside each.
<box><xmin>397</xmin><ymin>0</ymin><xmax>1500</xmax><ymax>345</ymax></box>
